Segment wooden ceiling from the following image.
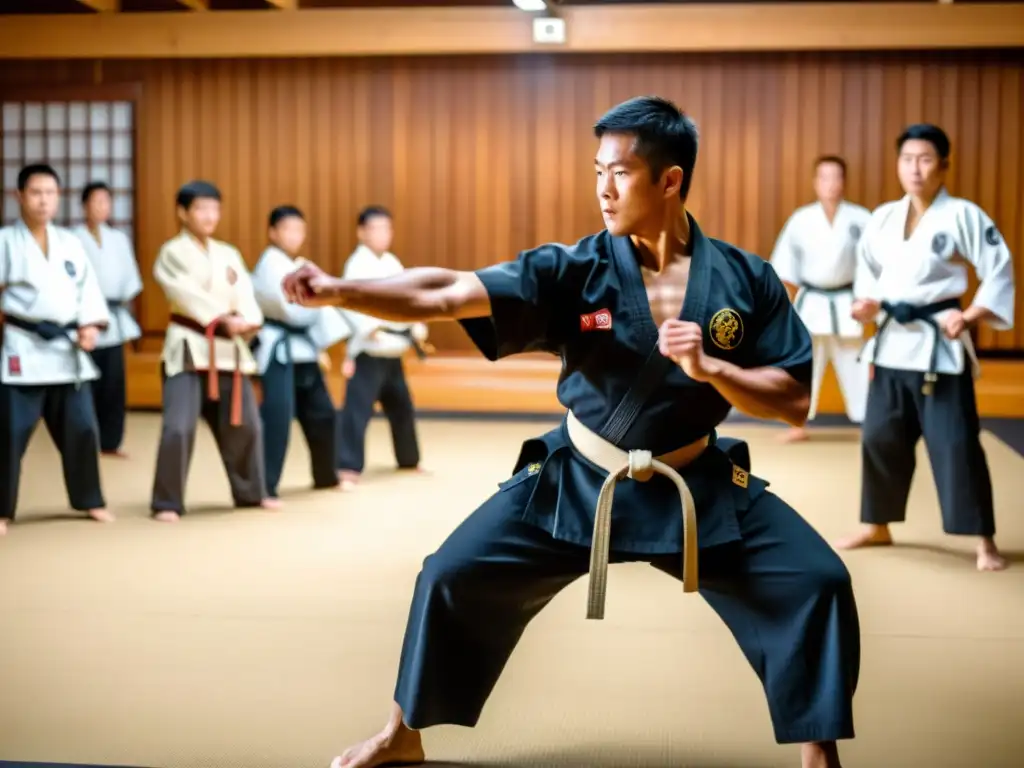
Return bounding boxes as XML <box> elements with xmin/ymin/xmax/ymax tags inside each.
<box><xmin>4</xmin><ymin>0</ymin><xmax>1018</xmax><ymax>16</ymax></box>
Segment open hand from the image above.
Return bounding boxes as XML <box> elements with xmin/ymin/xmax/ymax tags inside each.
<box><xmin>282</xmin><ymin>262</ymin><xmax>338</xmax><ymax>307</ymax></box>
<box><xmin>658</xmin><ymin>319</ymin><xmax>720</xmax><ymax>382</ymax></box>
<box><xmin>851</xmin><ymin>298</ymin><xmax>880</xmax><ymax>323</ymax></box>
<box><xmin>78</xmin><ymin>324</ymin><xmax>99</xmax><ymax>352</ymax></box>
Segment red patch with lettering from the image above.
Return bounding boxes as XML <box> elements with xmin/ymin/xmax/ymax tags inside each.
<box><xmin>8</xmin><ymin>355</ymin><xmax>21</xmax><ymax>375</ymax></box>
<box><xmin>580</xmin><ymin>308</ymin><xmax>613</xmax><ymax>332</ymax></box>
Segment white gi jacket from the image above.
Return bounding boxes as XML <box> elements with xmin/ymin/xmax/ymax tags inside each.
<box><xmin>153</xmin><ymin>231</ymin><xmax>263</xmax><ymax>377</ymax></box>
<box><xmin>770</xmin><ymin>200</ymin><xmax>872</xmax><ymax>338</ymax></box>
<box><xmin>854</xmin><ymin>188</ymin><xmax>1015</xmax><ymax>376</ymax></box>
<box><xmin>342</xmin><ymin>244</ymin><xmax>428</xmax><ymax>360</ymax></box>
<box><xmin>0</xmin><ymin>219</ymin><xmax>110</xmax><ymax>386</ymax></box>
<box><xmin>250</xmin><ymin>246</ymin><xmax>353</xmax><ymax>375</ymax></box>
<box><xmin>72</xmin><ymin>223</ymin><xmax>143</xmax><ymax>349</ymax></box>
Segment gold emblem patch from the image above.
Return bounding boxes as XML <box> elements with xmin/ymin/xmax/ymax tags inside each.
<box><xmin>731</xmin><ymin>465</ymin><xmax>749</xmax><ymax>489</ymax></box>
<box><xmin>709</xmin><ymin>308</ymin><xmax>743</xmax><ymax>351</ymax></box>
<box><xmin>527</xmin><ymin>462</ymin><xmax>542</xmax><ymax>475</ymax></box>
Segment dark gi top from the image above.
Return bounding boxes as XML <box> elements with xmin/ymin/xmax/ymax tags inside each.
<box><xmin>459</xmin><ymin>216</ymin><xmax>813</xmax><ymax>555</ymax></box>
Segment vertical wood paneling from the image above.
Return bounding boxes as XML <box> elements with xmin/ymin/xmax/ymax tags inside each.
<box><xmin>2</xmin><ymin>50</ymin><xmax>1022</xmax><ymax>352</ymax></box>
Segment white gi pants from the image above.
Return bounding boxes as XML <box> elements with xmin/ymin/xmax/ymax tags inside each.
<box><xmin>808</xmin><ymin>335</ymin><xmax>869</xmax><ymax>424</ymax></box>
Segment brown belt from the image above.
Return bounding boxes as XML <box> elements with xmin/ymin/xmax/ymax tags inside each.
<box><xmin>169</xmin><ymin>313</ymin><xmax>243</xmax><ymax>426</ymax></box>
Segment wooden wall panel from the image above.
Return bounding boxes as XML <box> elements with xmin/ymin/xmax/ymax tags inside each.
<box><xmin>1</xmin><ymin>50</ymin><xmax>1022</xmax><ymax>354</ymax></box>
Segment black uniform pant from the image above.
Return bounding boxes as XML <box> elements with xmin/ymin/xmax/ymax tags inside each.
<box><xmin>89</xmin><ymin>343</ymin><xmax>127</xmax><ymax>452</ymax></box>
<box><xmin>259</xmin><ymin>359</ymin><xmax>338</xmax><ymax>498</ymax></box>
<box><xmin>151</xmin><ymin>370</ymin><xmax>266</xmax><ymax>515</ymax></box>
<box><xmin>0</xmin><ymin>381</ymin><xmax>105</xmax><ymax>521</ymax></box>
<box><xmin>392</xmin><ymin>484</ymin><xmax>860</xmax><ymax>744</ymax></box>
<box><xmin>337</xmin><ymin>354</ymin><xmax>419</xmax><ymax>473</ymax></box>
<box><xmin>860</xmin><ymin>365</ymin><xmax>996</xmax><ymax>537</ymax></box>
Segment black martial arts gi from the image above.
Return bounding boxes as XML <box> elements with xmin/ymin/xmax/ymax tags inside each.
<box><xmin>390</xmin><ymin>217</ymin><xmax>861</xmax><ymax>745</ymax></box>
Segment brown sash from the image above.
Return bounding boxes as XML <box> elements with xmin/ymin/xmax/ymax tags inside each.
<box><xmin>169</xmin><ymin>313</ymin><xmax>243</xmax><ymax>426</ymax></box>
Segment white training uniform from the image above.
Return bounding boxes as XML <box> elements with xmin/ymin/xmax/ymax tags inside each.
<box><xmin>251</xmin><ymin>246</ymin><xmax>353</xmax><ymax>375</ymax></box>
<box><xmin>770</xmin><ymin>200</ymin><xmax>872</xmax><ymax>422</ymax></box>
<box><xmin>153</xmin><ymin>231</ymin><xmax>264</xmax><ymax>378</ymax></box>
<box><xmin>72</xmin><ymin>223</ymin><xmax>143</xmax><ymax>349</ymax></box>
<box><xmin>0</xmin><ymin>219</ymin><xmax>110</xmax><ymax>386</ymax></box>
<box><xmin>854</xmin><ymin>188</ymin><xmax>1015</xmax><ymax>379</ymax></box>
<box><xmin>342</xmin><ymin>244</ymin><xmax>428</xmax><ymax>361</ymax></box>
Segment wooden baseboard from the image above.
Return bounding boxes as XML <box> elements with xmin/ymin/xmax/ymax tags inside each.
<box><xmin>126</xmin><ymin>349</ymin><xmax>1024</xmax><ymax>419</ymax></box>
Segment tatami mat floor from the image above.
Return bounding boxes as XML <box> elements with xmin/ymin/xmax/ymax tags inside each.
<box><xmin>1</xmin><ymin>414</ymin><xmax>1023</xmax><ymax>768</ymax></box>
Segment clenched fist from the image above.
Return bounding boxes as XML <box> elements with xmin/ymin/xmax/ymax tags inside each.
<box><xmin>282</xmin><ymin>262</ymin><xmax>337</xmax><ymax>307</ymax></box>
<box><xmin>78</xmin><ymin>324</ymin><xmax>99</xmax><ymax>352</ymax></box>
<box><xmin>658</xmin><ymin>319</ymin><xmax>720</xmax><ymax>382</ymax></box>
<box><xmin>851</xmin><ymin>298</ymin><xmax>880</xmax><ymax>324</ymax></box>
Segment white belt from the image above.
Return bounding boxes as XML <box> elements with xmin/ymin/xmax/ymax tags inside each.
<box><xmin>565</xmin><ymin>411</ymin><xmax>699</xmax><ymax>620</ymax></box>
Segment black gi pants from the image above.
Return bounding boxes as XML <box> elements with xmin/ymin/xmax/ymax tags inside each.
<box><xmin>259</xmin><ymin>359</ymin><xmax>338</xmax><ymax>498</ymax></box>
<box><xmin>860</xmin><ymin>365</ymin><xmax>996</xmax><ymax>536</ymax></box>
<box><xmin>89</xmin><ymin>343</ymin><xmax>127</xmax><ymax>453</ymax></box>
<box><xmin>392</xmin><ymin>481</ymin><xmax>860</xmax><ymax>744</ymax></box>
<box><xmin>0</xmin><ymin>381</ymin><xmax>105</xmax><ymax>520</ymax></box>
<box><xmin>337</xmin><ymin>354</ymin><xmax>420</xmax><ymax>473</ymax></box>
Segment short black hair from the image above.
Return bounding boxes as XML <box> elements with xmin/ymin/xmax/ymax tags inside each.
<box><xmin>17</xmin><ymin>163</ymin><xmax>60</xmax><ymax>191</ymax></box>
<box><xmin>81</xmin><ymin>181</ymin><xmax>112</xmax><ymax>205</ymax></box>
<box><xmin>357</xmin><ymin>205</ymin><xmax>391</xmax><ymax>227</ymax></box>
<box><xmin>814</xmin><ymin>155</ymin><xmax>847</xmax><ymax>177</ymax></box>
<box><xmin>897</xmin><ymin>124</ymin><xmax>951</xmax><ymax>161</ymax></box>
<box><xmin>269</xmin><ymin>205</ymin><xmax>305</xmax><ymax>228</ymax></box>
<box><xmin>593</xmin><ymin>96</ymin><xmax>699</xmax><ymax>201</ymax></box>
<box><xmin>176</xmin><ymin>180</ymin><xmax>222</xmax><ymax>210</ymax></box>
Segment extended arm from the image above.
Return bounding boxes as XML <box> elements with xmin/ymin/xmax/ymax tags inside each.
<box><xmin>292</xmin><ymin>265</ymin><xmax>492</xmax><ymax>322</ymax></box>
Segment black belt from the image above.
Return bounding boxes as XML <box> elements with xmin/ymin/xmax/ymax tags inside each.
<box><xmin>2</xmin><ymin>315</ymin><xmax>82</xmax><ymax>386</ymax></box>
<box><xmin>378</xmin><ymin>327</ymin><xmax>429</xmax><ymax>360</ymax></box>
<box><xmin>260</xmin><ymin>318</ymin><xmax>315</xmax><ymax>367</ymax></box>
<box><xmin>862</xmin><ymin>297</ymin><xmax>961</xmax><ymax>395</ymax></box>
<box><xmin>794</xmin><ymin>282</ymin><xmax>854</xmax><ymax>336</ymax></box>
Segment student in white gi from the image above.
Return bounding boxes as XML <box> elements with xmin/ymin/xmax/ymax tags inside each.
<box><xmin>770</xmin><ymin>156</ymin><xmax>871</xmax><ymax>442</ymax></box>
<box><xmin>0</xmin><ymin>164</ymin><xmax>113</xmax><ymax>535</ymax></box>
<box><xmin>837</xmin><ymin>124</ymin><xmax>1015</xmax><ymax>572</ymax></box>
<box><xmin>72</xmin><ymin>181</ymin><xmax>143</xmax><ymax>457</ymax></box>
<box><xmin>336</xmin><ymin>206</ymin><xmax>428</xmax><ymax>492</ymax></box>
<box><xmin>252</xmin><ymin>205</ymin><xmax>351</xmax><ymax>500</ymax></box>
<box><xmin>150</xmin><ymin>180</ymin><xmax>274</xmax><ymax>522</ymax></box>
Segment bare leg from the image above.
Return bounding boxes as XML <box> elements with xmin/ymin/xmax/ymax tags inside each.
<box><xmin>834</xmin><ymin>523</ymin><xmax>893</xmax><ymax>550</ymax></box>
<box><xmin>330</xmin><ymin>702</ymin><xmax>424</xmax><ymax>768</ymax></box>
<box><xmin>801</xmin><ymin>741</ymin><xmax>841</xmax><ymax>768</ymax></box>
<box><xmin>977</xmin><ymin>537</ymin><xmax>1007</xmax><ymax>571</ymax></box>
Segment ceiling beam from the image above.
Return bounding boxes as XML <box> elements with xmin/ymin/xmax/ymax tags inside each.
<box><xmin>265</xmin><ymin>0</ymin><xmax>297</xmax><ymax>9</ymax></box>
<box><xmin>75</xmin><ymin>0</ymin><xmax>119</xmax><ymax>11</ymax></box>
<box><xmin>175</xmin><ymin>0</ymin><xmax>209</xmax><ymax>10</ymax></box>
<box><xmin>0</xmin><ymin>3</ymin><xmax>1022</xmax><ymax>59</ymax></box>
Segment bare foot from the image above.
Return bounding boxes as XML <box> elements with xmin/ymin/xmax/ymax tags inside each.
<box><xmin>801</xmin><ymin>741</ymin><xmax>841</xmax><ymax>768</ymax></box>
<box><xmin>977</xmin><ymin>537</ymin><xmax>1008</xmax><ymax>571</ymax></box>
<box><xmin>101</xmin><ymin>449</ymin><xmax>130</xmax><ymax>459</ymax></box>
<box><xmin>338</xmin><ymin>470</ymin><xmax>360</xmax><ymax>492</ymax></box>
<box><xmin>261</xmin><ymin>498</ymin><xmax>283</xmax><ymax>511</ymax></box>
<box><xmin>835</xmin><ymin>524</ymin><xmax>893</xmax><ymax>550</ymax></box>
<box><xmin>88</xmin><ymin>508</ymin><xmax>115</xmax><ymax>523</ymax></box>
<box><xmin>330</xmin><ymin>722</ymin><xmax>424</xmax><ymax>768</ymax></box>
<box><xmin>778</xmin><ymin>426</ymin><xmax>810</xmax><ymax>443</ymax></box>
<box><xmin>153</xmin><ymin>511</ymin><xmax>181</xmax><ymax>523</ymax></box>
<box><xmin>0</xmin><ymin>520</ymin><xmax>7</xmax><ymax>536</ymax></box>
